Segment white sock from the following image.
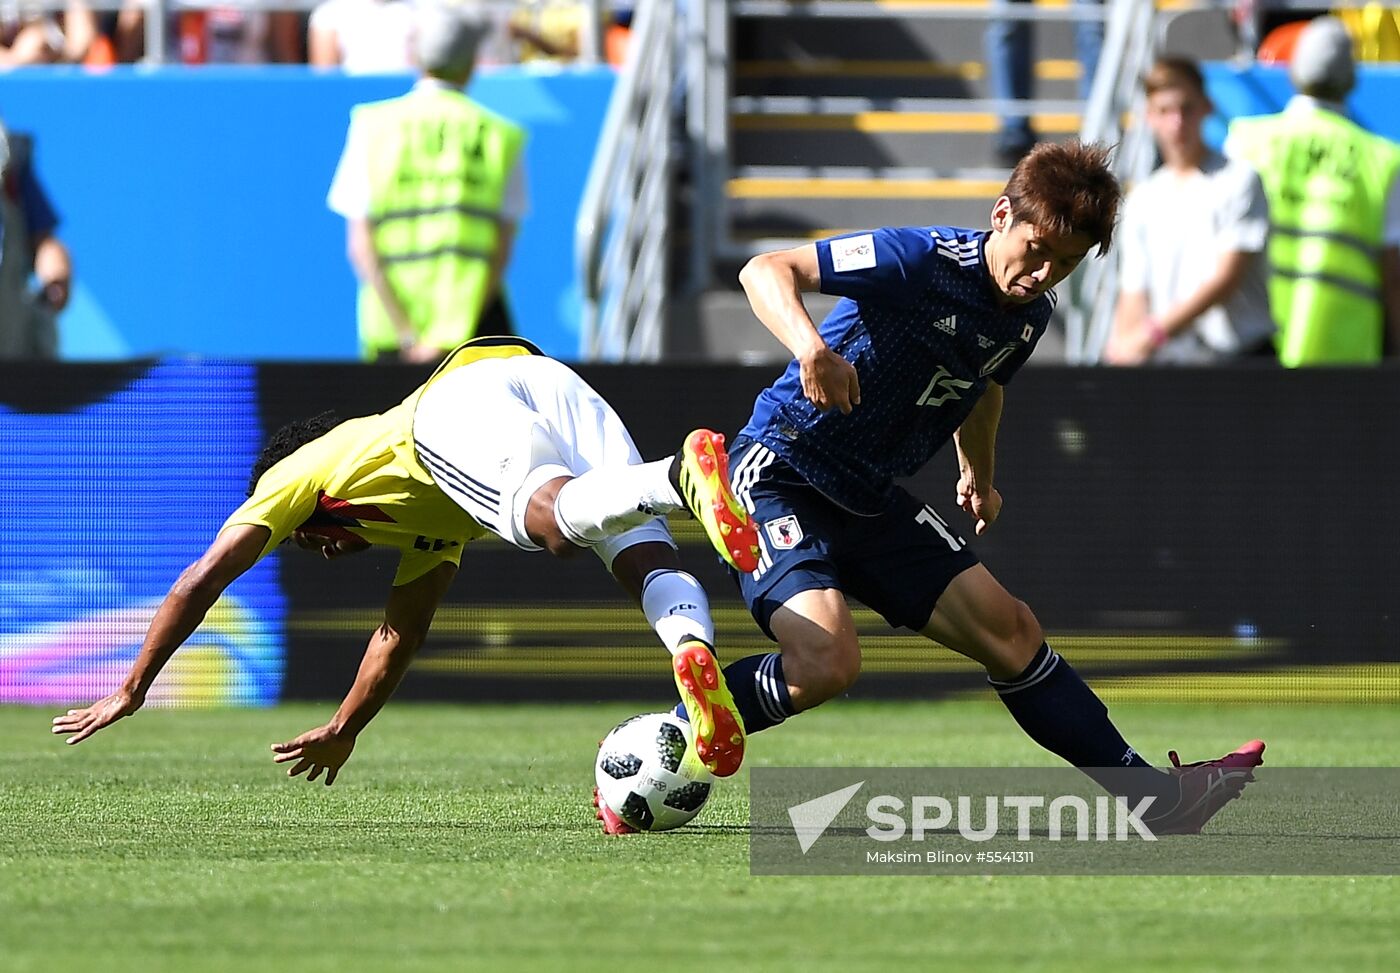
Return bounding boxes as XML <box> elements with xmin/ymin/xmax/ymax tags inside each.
<box><xmin>553</xmin><ymin>459</ymin><xmax>683</xmax><ymax>546</ymax></box>
<box><xmin>641</xmin><ymin>569</ymin><xmax>714</xmax><ymax>656</ymax></box>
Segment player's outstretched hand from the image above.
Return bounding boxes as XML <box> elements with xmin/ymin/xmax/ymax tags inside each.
<box><xmin>799</xmin><ymin>347</ymin><xmax>861</xmax><ymax>414</ymax></box>
<box><xmin>956</xmin><ymin>475</ymin><xmax>1003</xmax><ymax>536</ymax></box>
<box><xmin>271</xmin><ymin>724</ymin><xmax>356</xmax><ymax>786</ymax></box>
<box><xmin>51</xmin><ymin>690</ymin><xmax>143</xmax><ymax>745</ymax></box>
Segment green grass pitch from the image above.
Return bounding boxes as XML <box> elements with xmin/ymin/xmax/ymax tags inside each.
<box><xmin>2</xmin><ymin>701</ymin><xmax>1397</xmax><ymax>972</ymax></box>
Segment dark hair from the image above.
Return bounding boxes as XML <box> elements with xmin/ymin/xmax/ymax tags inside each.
<box><xmin>247</xmin><ymin>411</ymin><xmax>342</xmax><ymax>497</ymax></box>
<box><xmin>1003</xmin><ymin>140</ymin><xmax>1122</xmax><ymax>256</ymax></box>
<box><xmin>1142</xmin><ymin>57</ymin><xmax>1207</xmax><ymax>98</ymax></box>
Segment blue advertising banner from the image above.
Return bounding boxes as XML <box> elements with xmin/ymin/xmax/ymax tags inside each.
<box><xmin>0</xmin><ymin>362</ymin><xmax>283</xmax><ymax>706</ymax></box>
<box><xmin>1202</xmin><ymin>64</ymin><xmax>1400</xmax><ymax>149</ymax></box>
<box><xmin>0</xmin><ymin>65</ymin><xmax>613</xmax><ymax>361</ymax></box>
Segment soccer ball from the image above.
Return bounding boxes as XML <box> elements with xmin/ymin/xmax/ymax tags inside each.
<box><xmin>595</xmin><ymin>712</ymin><xmax>715</xmax><ymax>832</ymax></box>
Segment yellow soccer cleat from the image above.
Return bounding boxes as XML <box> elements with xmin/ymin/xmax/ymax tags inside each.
<box><xmin>672</xmin><ymin>639</ymin><xmax>746</xmax><ymax>778</ymax></box>
<box><xmin>675</xmin><ymin>429</ymin><xmax>760</xmax><ymax>573</ymax></box>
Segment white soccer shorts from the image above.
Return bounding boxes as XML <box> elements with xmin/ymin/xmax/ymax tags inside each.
<box><xmin>412</xmin><ymin>355</ymin><xmax>674</xmax><ymax>567</ymax></box>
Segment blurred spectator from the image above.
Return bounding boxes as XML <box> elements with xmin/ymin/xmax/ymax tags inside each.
<box><xmin>984</xmin><ymin>0</ymin><xmax>1102</xmax><ymax>167</ymax></box>
<box><xmin>1107</xmin><ymin>59</ymin><xmax>1273</xmax><ymax>365</ymax></box>
<box><xmin>115</xmin><ymin>5</ymin><xmax>303</xmax><ymax>63</ymax></box>
<box><xmin>327</xmin><ymin>1</ymin><xmax>528</xmax><ymax>363</ymax></box>
<box><xmin>2</xmin><ymin>0</ymin><xmax>99</xmax><ymax>66</ymax></box>
<box><xmin>509</xmin><ymin>0</ymin><xmax>584</xmax><ymax>61</ymax></box>
<box><xmin>308</xmin><ymin>0</ymin><xmax>515</xmax><ymax>73</ymax></box>
<box><xmin>268</xmin><ymin>11</ymin><xmax>304</xmax><ymax>62</ymax></box>
<box><xmin>308</xmin><ymin>0</ymin><xmax>416</xmax><ymax>73</ymax></box>
<box><xmin>604</xmin><ymin>4</ymin><xmax>629</xmax><ymax>66</ymax></box>
<box><xmin>0</xmin><ymin>120</ymin><xmax>72</xmax><ymax>359</ymax></box>
<box><xmin>1226</xmin><ymin>16</ymin><xmax>1400</xmax><ymax>365</ymax></box>
<box><xmin>509</xmin><ymin>0</ymin><xmax>624</xmax><ymax>63</ymax></box>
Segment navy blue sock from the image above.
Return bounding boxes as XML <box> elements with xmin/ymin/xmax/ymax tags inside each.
<box><xmin>674</xmin><ymin>652</ymin><xmax>794</xmax><ymax>733</ymax></box>
<box><xmin>991</xmin><ymin>643</ymin><xmax>1178</xmax><ymax>807</ymax></box>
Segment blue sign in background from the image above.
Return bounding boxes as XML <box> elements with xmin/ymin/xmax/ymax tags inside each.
<box><xmin>0</xmin><ymin>65</ymin><xmax>614</xmax><ymax>361</ymax></box>
<box><xmin>0</xmin><ymin>363</ymin><xmax>283</xmax><ymax>705</ymax></box>
<box><xmin>1199</xmin><ymin>64</ymin><xmax>1400</xmax><ymax>150</ymax></box>
<box><xmin>5</xmin><ymin>63</ymin><xmax>1396</xmax><ymax>361</ymax></box>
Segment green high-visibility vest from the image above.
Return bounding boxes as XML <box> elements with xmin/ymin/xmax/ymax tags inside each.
<box><xmin>355</xmin><ymin>87</ymin><xmax>525</xmax><ymax>359</ymax></box>
<box><xmin>1229</xmin><ymin>104</ymin><xmax>1400</xmax><ymax>366</ymax></box>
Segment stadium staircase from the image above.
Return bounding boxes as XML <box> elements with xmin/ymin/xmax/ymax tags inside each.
<box><xmin>579</xmin><ymin>0</ymin><xmax>1244</xmax><ymax>361</ymax></box>
<box><xmin>674</xmin><ymin>0</ymin><xmax>1102</xmax><ymax>362</ymax></box>
<box><xmin>726</xmin><ymin>1</ymin><xmax>1088</xmax><ymax>248</ymax></box>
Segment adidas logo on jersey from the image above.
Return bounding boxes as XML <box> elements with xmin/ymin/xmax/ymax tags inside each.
<box><xmin>932</xmin><ymin>315</ymin><xmax>958</xmax><ymax>335</ymax></box>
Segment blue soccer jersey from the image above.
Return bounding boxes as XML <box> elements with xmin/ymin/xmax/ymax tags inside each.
<box><xmin>738</xmin><ymin>225</ymin><xmax>1054</xmax><ymax>515</ymax></box>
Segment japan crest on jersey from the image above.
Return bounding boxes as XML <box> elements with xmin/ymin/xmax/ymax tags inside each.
<box><xmin>765</xmin><ymin>515</ymin><xmax>803</xmax><ymax>550</ymax></box>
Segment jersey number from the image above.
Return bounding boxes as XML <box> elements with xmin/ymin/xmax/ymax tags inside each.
<box><xmin>915</xmin><ymin>366</ymin><xmax>974</xmax><ymax>407</ymax></box>
<box><xmin>414</xmin><ymin>535</ymin><xmax>448</xmax><ymax>551</ymax></box>
<box><xmin>915</xmin><ymin>505</ymin><xmax>964</xmax><ymax>552</ymax></box>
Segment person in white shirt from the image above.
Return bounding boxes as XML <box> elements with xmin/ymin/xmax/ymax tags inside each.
<box><xmin>308</xmin><ymin>0</ymin><xmax>418</xmax><ymax>73</ymax></box>
<box><xmin>1108</xmin><ymin>58</ymin><xmax>1274</xmax><ymax>364</ymax></box>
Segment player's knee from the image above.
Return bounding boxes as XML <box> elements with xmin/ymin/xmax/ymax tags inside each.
<box><xmin>965</xmin><ymin>595</ymin><xmax>1043</xmax><ymax>679</ymax></box>
<box><xmin>827</xmin><ymin>646</ymin><xmax>862</xmax><ymax>695</ymax></box>
<box><xmin>1001</xmin><ymin>598</ymin><xmax>1044</xmax><ymax>670</ymax></box>
<box><xmin>784</xmin><ymin>630</ymin><xmax>861</xmax><ymax>708</ymax></box>
<box><xmin>541</xmin><ymin>533</ymin><xmax>580</xmax><ymax>558</ymax></box>
<box><xmin>524</xmin><ymin>478</ymin><xmax>582</xmax><ymax>558</ymax></box>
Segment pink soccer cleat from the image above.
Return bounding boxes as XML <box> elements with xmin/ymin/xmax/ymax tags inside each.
<box><xmin>594</xmin><ymin>786</ymin><xmax>637</xmax><ymax>835</ymax></box>
<box><xmin>1149</xmin><ymin>739</ymin><xmax>1266</xmax><ymax>835</ymax></box>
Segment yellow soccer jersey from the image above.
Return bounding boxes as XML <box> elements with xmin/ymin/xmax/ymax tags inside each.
<box><xmin>224</xmin><ymin>337</ymin><xmax>541</xmax><ymax>585</ymax></box>
<box><xmin>223</xmin><ymin>405</ymin><xmax>486</xmax><ymax>584</ymax></box>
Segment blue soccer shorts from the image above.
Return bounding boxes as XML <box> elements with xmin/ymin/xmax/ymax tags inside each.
<box><xmin>727</xmin><ymin>439</ymin><xmax>980</xmax><ymax>640</ymax></box>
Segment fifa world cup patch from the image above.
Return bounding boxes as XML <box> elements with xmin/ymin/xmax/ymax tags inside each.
<box><xmin>765</xmin><ymin>515</ymin><xmax>803</xmax><ymax>550</ymax></box>
<box><xmin>830</xmin><ymin>233</ymin><xmax>876</xmax><ymax>272</ymax></box>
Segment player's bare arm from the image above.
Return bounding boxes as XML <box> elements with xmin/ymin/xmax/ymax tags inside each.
<box><xmin>953</xmin><ymin>382</ymin><xmax>1004</xmax><ymax>536</ymax></box>
<box><xmin>51</xmin><ymin>524</ymin><xmax>270</xmax><ymax>744</ymax></box>
<box><xmin>739</xmin><ymin>244</ymin><xmax>861</xmax><ymax>413</ymax></box>
<box><xmin>271</xmin><ymin>561</ymin><xmax>457</xmax><ymax>785</ymax></box>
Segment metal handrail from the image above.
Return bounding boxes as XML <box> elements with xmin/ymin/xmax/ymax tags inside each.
<box><xmin>1064</xmin><ymin>0</ymin><xmax>1158</xmax><ymax>364</ymax></box>
<box><xmin>574</xmin><ymin>0</ymin><xmax>677</xmax><ymax>361</ymax></box>
<box><xmin>706</xmin><ymin>0</ymin><xmax>1113</xmax><ymax>265</ymax></box>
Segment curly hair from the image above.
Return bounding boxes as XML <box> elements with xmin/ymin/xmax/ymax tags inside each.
<box><xmin>247</xmin><ymin>411</ymin><xmax>342</xmax><ymax>497</ymax></box>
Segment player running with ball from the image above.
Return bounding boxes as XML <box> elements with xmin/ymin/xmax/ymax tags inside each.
<box><xmin>53</xmin><ymin>338</ymin><xmax>758</xmax><ymax>785</ymax></box>
<box><xmin>665</xmin><ymin>141</ymin><xmax>1264</xmax><ymax>836</ymax></box>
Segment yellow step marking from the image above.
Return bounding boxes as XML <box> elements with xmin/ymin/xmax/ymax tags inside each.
<box><xmin>737</xmin><ymin>59</ymin><xmax>1081</xmax><ymax>81</ymax></box>
<box><xmin>729</xmin><ymin>177</ymin><xmax>1009</xmax><ymax>199</ymax></box>
<box><xmin>732</xmin><ymin>111</ymin><xmax>1081</xmax><ymax>134</ymax></box>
